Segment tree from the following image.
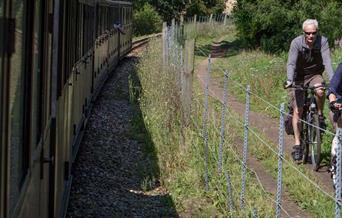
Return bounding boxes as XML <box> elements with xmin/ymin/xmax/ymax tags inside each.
<box><xmin>149</xmin><ymin>0</ymin><xmax>186</xmax><ymax>22</ymax></box>
<box><xmin>233</xmin><ymin>0</ymin><xmax>342</xmax><ymax>53</ymax></box>
<box><xmin>133</xmin><ymin>3</ymin><xmax>163</xmax><ymax>36</ymax></box>
<box><xmin>185</xmin><ymin>0</ymin><xmax>208</xmax><ymax>16</ymax></box>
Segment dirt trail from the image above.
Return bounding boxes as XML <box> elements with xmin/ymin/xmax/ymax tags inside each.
<box><xmin>195</xmin><ymin>41</ymin><xmax>334</xmax><ymax>217</ymax></box>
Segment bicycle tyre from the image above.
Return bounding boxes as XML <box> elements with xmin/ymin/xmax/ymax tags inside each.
<box><xmin>302</xmin><ymin>120</ymin><xmax>309</xmax><ymax>164</ymax></box>
<box><xmin>308</xmin><ymin>113</ymin><xmax>321</xmax><ymax>171</ymax></box>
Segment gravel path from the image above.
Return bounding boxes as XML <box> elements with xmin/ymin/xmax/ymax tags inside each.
<box><xmin>66</xmin><ymin>53</ymin><xmax>178</xmax><ymax>218</ymax></box>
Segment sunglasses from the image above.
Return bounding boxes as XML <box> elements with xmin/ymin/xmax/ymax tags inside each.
<box><xmin>304</xmin><ymin>31</ymin><xmax>317</xmax><ymax>36</ymax></box>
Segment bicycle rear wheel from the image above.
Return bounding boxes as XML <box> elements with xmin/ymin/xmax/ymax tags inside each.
<box><xmin>308</xmin><ymin>114</ymin><xmax>321</xmax><ymax>171</ymax></box>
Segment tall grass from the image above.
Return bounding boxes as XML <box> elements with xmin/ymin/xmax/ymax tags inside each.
<box><xmin>131</xmin><ymin>37</ymin><xmax>277</xmax><ymax>216</ymax></box>
<box><xmin>132</xmin><ymin>21</ymin><xmax>341</xmax><ymax>216</ymax></box>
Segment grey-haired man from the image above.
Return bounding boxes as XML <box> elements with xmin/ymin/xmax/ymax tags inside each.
<box><xmin>285</xmin><ymin>19</ymin><xmax>334</xmax><ymax>161</ymax></box>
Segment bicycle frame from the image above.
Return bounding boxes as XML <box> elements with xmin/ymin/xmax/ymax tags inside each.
<box><xmin>291</xmin><ymin>84</ymin><xmax>323</xmax><ymax>170</ymax></box>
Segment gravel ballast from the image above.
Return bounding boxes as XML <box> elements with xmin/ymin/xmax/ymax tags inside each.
<box><xmin>66</xmin><ymin>53</ymin><xmax>178</xmax><ymax>218</ymax></box>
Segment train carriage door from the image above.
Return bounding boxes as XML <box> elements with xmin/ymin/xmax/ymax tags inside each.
<box><xmin>0</xmin><ymin>0</ymin><xmax>6</xmax><ymax>217</ymax></box>
<box><xmin>7</xmin><ymin>0</ymin><xmax>32</xmax><ymax>217</ymax></box>
<box><xmin>5</xmin><ymin>0</ymin><xmax>49</xmax><ymax>217</ymax></box>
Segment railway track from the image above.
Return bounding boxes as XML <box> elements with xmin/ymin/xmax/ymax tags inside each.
<box><xmin>131</xmin><ymin>33</ymin><xmax>162</xmax><ymax>51</ymax></box>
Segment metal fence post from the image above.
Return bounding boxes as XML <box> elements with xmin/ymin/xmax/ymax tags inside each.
<box><xmin>218</xmin><ymin>71</ymin><xmax>229</xmax><ymax>173</ymax></box>
<box><xmin>202</xmin><ymin>54</ymin><xmax>211</xmax><ymax>191</ymax></box>
<box><xmin>162</xmin><ymin>22</ymin><xmax>168</xmax><ymax>66</ymax></box>
<box><xmin>240</xmin><ymin>85</ymin><xmax>250</xmax><ymax>209</ymax></box>
<box><xmin>335</xmin><ymin>128</ymin><xmax>342</xmax><ymax>218</ymax></box>
<box><xmin>182</xmin><ymin>39</ymin><xmax>194</xmax><ymax>127</ymax></box>
<box><xmin>252</xmin><ymin>208</ymin><xmax>258</xmax><ymax>218</ymax></box>
<box><xmin>167</xmin><ymin>26</ymin><xmax>172</xmax><ymax>68</ymax></box>
<box><xmin>276</xmin><ymin>103</ymin><xmax>285</xmax><ymax>218</ymax></box>
<box><xmin>225</xmin><ymin>171</ymin><xmax>234</xmax><ymax>213</ymax></box>
<box><xmin>224</xmin><ymin>14</ymin><xmax>227</xmax><ymax>26</ymax></box>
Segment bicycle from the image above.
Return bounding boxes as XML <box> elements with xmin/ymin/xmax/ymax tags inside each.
<box><xmin>286</xmin><ymin>84</ymin><xmax>326</xmax><ymax>171</ymax></box>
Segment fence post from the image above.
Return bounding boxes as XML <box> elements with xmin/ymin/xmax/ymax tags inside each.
<box><xmin>202</xmin><ymin>54</ymin><xmax>211</xmax><ymax>192</ymax></box>
<box><xmin>209</xmin><ymin>14</ymin><xmax>213</xmax><ymax>24</ymax></box>
<box><xmin>218</xmin><ymin>71</ymin><xmax>229</xmax><ymax>173</ymax></box>
<box><xmin>276</xmin><ymin>103</ymin><xmax>285</xmax><ymax>218</ymax></box>
<box><xmin>162</xmin><ymin>22</ymin><xmax>168</xmax><ymax>66</ymax></box>
<box><xmin>181</xmin><ymin>39</ymin><xmax>195</xmax><ymax>127</ymax></box>
<box><xmin>224</xmin><ymin>14</ymin><xmax>228</xmax><ymax>26</ymax></box>
<box><xmin>335</xmin><ymin>128</ymin><xmax>342</xmax><ymax>218</ymax></box>
<box><xmin>225</xmin><ymin>171</ymin><xmax>234</xmax><ymax>213</ymax></box>
<box><xmin>240</xmin><ymin>85</ymin><xmax>250</xmax><ymax>209</ymax></box>
<box><xmin>252</xmin><ymin>208</ymin><xmax>258</xmax><ymax>218</ymax></box>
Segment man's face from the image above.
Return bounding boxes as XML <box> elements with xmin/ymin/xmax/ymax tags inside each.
<box><xmin>303</xmin><ymin>24</ymin><xmax>318</xmax><ymax>46</ymax></box>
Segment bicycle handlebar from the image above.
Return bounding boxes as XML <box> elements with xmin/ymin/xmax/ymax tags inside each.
<box><xmin>284</xmin><ymin>83</ymin><xmax>326</xmax><ymax>90</ymax></box>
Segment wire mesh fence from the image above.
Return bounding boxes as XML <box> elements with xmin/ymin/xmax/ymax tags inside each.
<box><xmin>161</xmin><ymin>14</ymin><xmax>342</xmax><ymax>217</ymax></box>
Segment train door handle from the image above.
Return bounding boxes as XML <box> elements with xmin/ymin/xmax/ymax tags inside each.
<box><xmin>40</xmin><ymin>155</ymin><xmax>54</xmax><ymax>179</ymax></box>
<box><xmin>42</xmin><ymin>156</ymin><xmax>55</xmax><ymax>165</ymax></box>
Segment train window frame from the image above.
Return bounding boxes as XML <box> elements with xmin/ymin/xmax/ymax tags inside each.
<box><xmin>31</xmin><ymin>0</ymin><xmax>44</xmax><ymax>147</ymax></box>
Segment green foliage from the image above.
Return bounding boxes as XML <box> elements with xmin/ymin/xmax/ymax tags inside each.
<box><xmin>149</xmin><ymin>0</ymin><xmax>186</xmax><ymax>22</ymax></box>
<box><xmin>233</xmin><ymin>0</ymin><xmax>342</xmax><ymax>53</ymax></box>
<box><xmin>185</xmin><ymin>0</ymin><xmax>225</xmax><ymax>16</ymax></box>
<box><xmin>203</xmin><ymin>0</ymin><xmax>226</xmax><ymax>14</ymax></box>
<box><xmin>185</xmin><ymin>0</ymin><xmax>208</xmax><ymax>16</ymax></box>
<box><xmin>133</xmin><ymin>3</ymin><xmax>163</xmax><ymax>36</ymax></box>
<box><xmin>135</xmin><ymin>0</ymin><xmax>225</xmax><ymax>22</ymax></box>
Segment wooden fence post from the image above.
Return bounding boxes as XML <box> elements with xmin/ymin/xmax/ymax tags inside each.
<box><xmin>209</xmin><ymin>14</ymin><xmax>213</xmax><ymax>24</ymax></box>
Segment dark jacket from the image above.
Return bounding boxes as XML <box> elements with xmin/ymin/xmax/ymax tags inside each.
<box><xmin>327</xmin><ymin>62</ymin><xmax>342</xmax><ymax>99</ymax></box>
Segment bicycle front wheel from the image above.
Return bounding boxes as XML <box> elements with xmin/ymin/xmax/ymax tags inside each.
<box><xmin>308</xmin><ymin>114</ymin><xmax>321</xmax><ymax>171</ymax></box>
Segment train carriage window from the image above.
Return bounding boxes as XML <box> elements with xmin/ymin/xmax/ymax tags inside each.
<box><xmin>0</xmin><ymin>0</ymin><xmax>4</xmax><ymax>209</ymax></box>
<box><xmin>96</xmin><ymin>5</ymin><xmax>100</xmax><ymax>37</ymax></box>
<box><xmin>83</xmin><ymin>4</ymin><xmax>94</xmax><ymax>55</ymax></box>
<box><xmin>0</xmin><ymin>0</ymin><xmax>2</xmax><ymax>17</ymax></box>
<box><xmin>113</xmin><ymin>6</ymin><xmax>119</xmax><ymax>26</ymax></box>
<box><xmin>83</xmin><ymin>5</ymin><xmax>90</xmax><ymax>54</ymax></box>
<box><xmin>64</xmin><ymin>0</ymin><xmax>77</xmax><ymax>81</ymax></box>
<box><xmin>76</xmin><ymin>3</ymin><xmax>83</xmax><ymax>59</ymax></box>
<box><xmin>8</xmin><ymin>0</ymin><xmax>29</xmax><ymax>216</ymax></box>
<box><xmin>107</xmin><ymin>8</ymin><xmax>113</xmax><ymax>30</ymax></box>
<box><xmin>123</xmin><ymin>7</ymin><xmax>126</xmax><ymax>25</ymax></box>
<box><xmin>101</xmin><ymin>7</ymin><xmax>106</xmax><ymax>34</ymax></box>
<box><xmin>31</xmin><ymin>0</ymin><xmax>44</xmax><ymax>146</ymax></box>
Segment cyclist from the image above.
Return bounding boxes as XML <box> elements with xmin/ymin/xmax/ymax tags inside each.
<box><xmin>327</xmin><ymin>62</ymin><xmax>342</xmax><ymax>186</ymax></box>
<box><xmin>284</xmin><ymin>19</ymin><xmax>334</xmax><ymax>161</ymax></box>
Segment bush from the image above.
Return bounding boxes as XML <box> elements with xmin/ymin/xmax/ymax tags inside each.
<box><xmin>233</xmin><ymin>0</ymin><xmax>342</xmax><ymax>53</ymax></box>
<box><xmin>133</xmin><ymin>3</ymin><xmax>163</xmax><ymax>36</ymax></box>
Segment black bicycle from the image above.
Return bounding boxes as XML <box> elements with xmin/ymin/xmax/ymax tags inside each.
<box><xmin>287</xmin><ymin>84</ymin><xmax>325</xmax><ymax>171</ymax></box>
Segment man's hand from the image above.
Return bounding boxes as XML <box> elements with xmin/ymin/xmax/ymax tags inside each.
<box><xmin>283</xmin><ymin>80</ymin><xmax>293</xmax><ymax>89</ymax></box>
<box><xmin>330</xmin><ymin>101</ymin><xmax>342</xmax><ymax>111</ymax></box>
